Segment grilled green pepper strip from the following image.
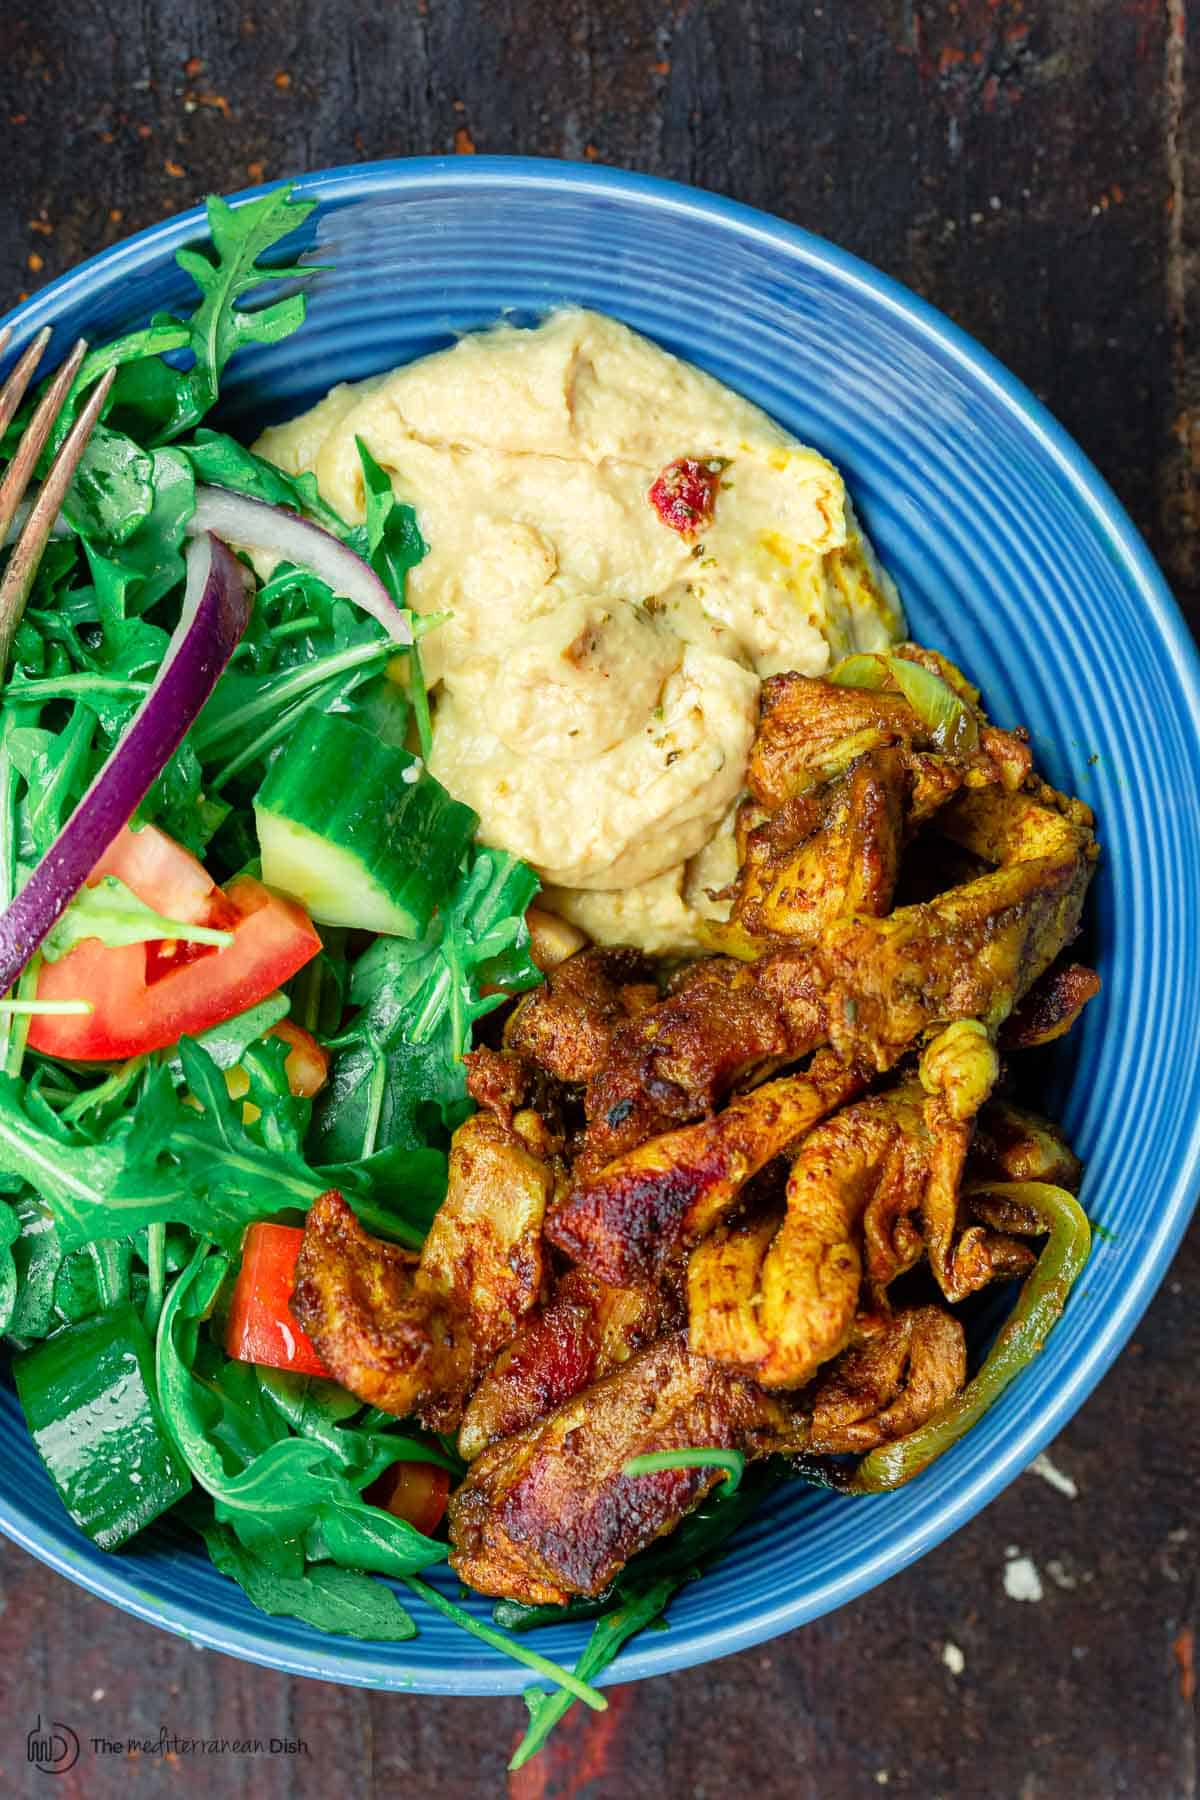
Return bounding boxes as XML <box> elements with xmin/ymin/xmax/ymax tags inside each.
<box><xmin>847</xmin><ymin>1182</ymin><xmax>1091</xmax><ymax>1493</ymax></box>
<box><xmin>13</xmin><ymin>1301</ymin><xmax>191</xmax><ymax>1548</ymax></box>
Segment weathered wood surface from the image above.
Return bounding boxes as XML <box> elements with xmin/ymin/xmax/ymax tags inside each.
<box><xmin>0</xmin><ymin>2</ymin><xmax>1196</xmax><ymax>1795</ymax></box>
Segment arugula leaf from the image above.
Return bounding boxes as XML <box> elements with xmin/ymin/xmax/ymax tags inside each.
<box><xmin>192</xmin><ymin>639</ymin><xmax>393</xmax><ymax>761</ymax></box>
<box><xmin>0</xmin><ymin>1073</ymin><xmax>139</xmax><ymax>1252</ymax></box>
<box><xmin>198</xmin><ymin>1519</ymin><xmax>417</xmax><ymax>1641</ymax></box>
<box><xmin>355</xmin><ymin>438</ymin><xmax>427</xmax><ymax>597</ymax></box>
<box><xmin>8</xmin><ymin>708</ymin><xmax>97</xmax><ymax>860</ymax></box>
<box><xmin>0</xmin><ymin>1047</ymin><xmax>315</xmax><ymax>1258</ymax></box>
<box><xmin>147</xmin><ymin>1039</ymin><xmax>329</xmax><ymax>1246</ymax></box>
<box><xmin>507</xmin><ymin>1467</ymin><xmax>785</xmax><ymax>1769</ymax></box>
<box><xmin>54</xmin><ymin>1236</ymin><xmax>132</xmax><ymax>1324</ymax></box>
<box><xmin>187</xmin><ymin>1340</ymin><xmax>291</xmax><ymax>1472</ymax></box>
<box><xmin>316</xmin><ymin>1144</ymin><xmax>447</xmax><ymax>1245</ymax></box>
<box><xmin>42</xmin><ymin>876</ymin><xmax>234</xmax><ymax>963</ymax></box>
<box><xmin>184</xmin><ymin>431</ymin><xmax>350</xmax><ymax>536</ymax></box>
<box><xmin>164</xmin><ymin>994</ymin><xmax>290</xmax><ymax>1077</ymax></box>
<box><xmin>256</xmin><ymin>1368</ymin><xmax>461</xmax><ymax>1480</ymax></box>
<box><xmin>135</xmin><ymin>735</ymin><xmax>229</xmax><ymax>856</ymax></box>
<box><xmin>309</xmin><ymin>1497</ymin><xmax>447</xmax><ymax>1578</ymax></box>
<box><xmin>239</xmin><ymin>1034</ymin><xmax>312</xmax><ymax>1156</ymax></box>
<box><xmin>155</xmin><ymin>188</ymin><xmax>320</xmax><ymax>442</ymax></box>
<box><xmin>399</xmin><ymin>1576</ymin><xmax>607</xmax><ymax>1715</ymax></box>
<box><xmin>509</xmin><ymin>1582</ymin><xmax>673</xmax><ymax>1768</ymax></box>
<box><xmin>63</xmin><ymin>426</ymin><xmax>154</xmax><ymax>545</ymax></box>
<box><xmin>310</xmin><ymin>846</ymin><xmax>541</xmax><ymax>1164</ymax></box>
<box><xmin>355</xmin><ymin>439</ymin><xmax>430</xmax><ymax>754</ymax></box>
<box><xmin>80</xmin><ymin>447</ymin><xmax>195</xmax><ymax>616</ymax></box>
<box><xmin>254</xmin><ymin>1367</ymin><xmax>363</xmax><ymax>1461</ymax></box>
<box><xmin>157</xmin><ymin>1245</ymin><xmax>445</xmax><ymax>1574</ymax></box>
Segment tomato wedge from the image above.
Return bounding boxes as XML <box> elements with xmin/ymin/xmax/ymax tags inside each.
<box><xmin>29</xmin><ymin>824</ymin><xmax>321</xmax><ymax>1060</ymax></box>
<box><xmin>226</xmin><ymin>1222</ymin><xmax>330</xmax><ymax>1379</ymax></box>
<box><xmin>365</xmin><ymin>1461</ymin><xmax>451</xmax><ymax>1537</ymax></box>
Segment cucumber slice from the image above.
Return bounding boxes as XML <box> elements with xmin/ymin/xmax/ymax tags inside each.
<box><xmin>254</xmin><ymin>712</ymin><xmax>478</xmax><ymax>938</ymax></box>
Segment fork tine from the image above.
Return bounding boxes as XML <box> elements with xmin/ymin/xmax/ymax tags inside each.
<box><xmin>0</xmin><ymin>336</ymin><xmax>89</xmax><ymax>547</ymax></box>
<box><xmin>0</xmin><ymin>365</ymin><xmax>116</xmax><ymax>675</ymax></box>
<box><xmin>0</xmin><ymin>325</ymin><xmax>53</xmax><ymax>441</ymax></box>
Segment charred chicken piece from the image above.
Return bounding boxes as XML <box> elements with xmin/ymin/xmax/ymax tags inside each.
<box><xmin>292</xmin><ymin>1112</ymin><xmax>553</xmax><ymax>1430</ymax></box>
<box><xmin>291</xmin><ymin>1192</ymin><xmax>463</xmax><ymax>1422</ymax></box>
<box><xmin>818</xmin><ymin>784</ymin><xmax>1098</xmax><ymax>1071</ymax></box>
<box><xmin>504</xmin><ymin>945</ymin><xmax>657</xmax><ymax>1085</ymax></box>
<box><xmin>457</xmin><ymin>1269</ymin><xmax>675</xmax><ymax>1462</ymax></box>
<box><xmin>549</xmin><ymin>1050</ymin><xmax>868</xmax><ymax>1285</ymax></box>
<box><xmin>805</xmin><ymin>1306</ymin><xmax>967</xmax><ymax>1454</ymax></box>
<box><xmin>999</xmin><ymin>959</ymin><xmax>1101</xmax><ymax>1050</ymax></box>
<box><xmin>448</xmin><ymin>1331</ymin><xmax>803</xmax><ymax>1604</ymax></box>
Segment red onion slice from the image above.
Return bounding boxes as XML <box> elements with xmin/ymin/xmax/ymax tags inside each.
<box><xmin>0</xmin><ymin>531</ymin><xmax>253</xmax><ymax>995</ymax></box>
<box><xmin>189</xmin><ymin>486</ymin><xmax>413</xmax><ymax>647</ymax></box>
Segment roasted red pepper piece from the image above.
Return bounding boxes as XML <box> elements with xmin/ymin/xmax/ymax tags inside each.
<box><xmin>648</xmin><ymin>457</ymin><xmax>724</xmax><ymax>537</ymax></box>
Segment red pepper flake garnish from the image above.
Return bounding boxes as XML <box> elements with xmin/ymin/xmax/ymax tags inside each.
<box><xmin>183</xmin><ymin>55</ymin><xmax>204</xmax><ymax>78</ymax></box>
<box><xmin>164</xmin><ymin>158</ymin><xmax>186</xmax><ymax>178</ymax></box>
<box><xmin>454</xmin><ymin>126</ymin><xmax>477</xmax><ymax>154</ymax></box>
<box><xmin>274</xmin><ymin>70</ymin><xmax>292</xmax><ymax>90</ymax></box>
<box><xmin>246</xmin><ymin>160</ymin><xmax>266</xmax><ymax>182</ymax></box>
<box><xmin>1175</xmin><ymin>1627</ymin><xmax>1195</xmax><ymax>1702</ymax></box>
<box><xmin>26</xmin><ymin>252</ymin><xmax>43</xmax><ymax>273</ymax></box>
<box><xmin>648</xmin><ymin>457</ymin><xmax>726</xmax><ymax>537</ymax></box>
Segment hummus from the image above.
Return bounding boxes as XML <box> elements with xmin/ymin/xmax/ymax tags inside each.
<box><xmin>256</xmin><ymin>310</ymin><xmax>903</xmax><ymax>950</ymax></box>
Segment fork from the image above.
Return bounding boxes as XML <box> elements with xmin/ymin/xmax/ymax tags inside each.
<box><xmin>0</xmin><ymin>324</ymin><xmax>116</xmax><ymax>674</ymax></box>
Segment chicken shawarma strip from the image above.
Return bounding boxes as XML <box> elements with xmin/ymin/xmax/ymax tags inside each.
<box><xmin>819</xmin><ymin>783</ymin><xmax>1098</xmax><ymax>1071</ymax></box>
<box><xmin>727</xmin><ymin>747</ymin><xmax>905</xmax><ymax>947</ymax></box>
<box><xmin>578</xmin><ymin>947</ymin><xmax>828</xmax><ymax>1172</ymax></box>
<box><xmin>292</xmin><ymin>1112</ymin><xmax>553</xmax><ymax>1429</ymax></box>
<box><xmin>448</xmin><ymin>1331</ymin><xmax>802</xmax><ymax>1604</ymax></box>
<box><xmin>457</xmin><ymin>1269</ymin><xmax>675</xmax><ymax>1462</ymax></box>
<box><xmin>748</xmin><ymin>660</ymin><xmax>1032</xmax><ymax>811</ymax></box>
<box><xmin>969</xmin><ymin>1099</ymin><xmax>1083</xmax><ymax>1192</ymax></box>
<box><xmin>504</xmin><ymin>944</ymin><xmax>657</xmax><ymax>1085</ymax></box>
<box><xmin>805</xmin><ymin>1306</ymin><xmax>967</xmax><ymax>1455</ymax></box>
<box><xmin>548</xmin><ymin>1051</ymin><xmax>868</xmax><ymax>1285</ymax></box>
<box><xmin>915</xmin><ymin>1020</ymin><xmax>1007</xmax><ymax>1302</ymax></box>
<box><xmin>687</xmin><ymin>1081</ymin><xmax>934</xmax><ymax>1385</ymax></box>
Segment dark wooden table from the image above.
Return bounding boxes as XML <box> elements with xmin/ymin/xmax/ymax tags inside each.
<box><xmin>1</xmin><ymin>4</ymin><xmax>1197</xmax><ymax>1795</ymax></box>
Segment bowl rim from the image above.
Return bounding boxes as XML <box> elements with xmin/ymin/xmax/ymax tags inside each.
<box><xmin>2</xmin><ymin>153</ymin><xmax>1199</xmax><ymax>1694</ymax></box>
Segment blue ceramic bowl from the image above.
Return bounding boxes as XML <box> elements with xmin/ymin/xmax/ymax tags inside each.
<box><xmin>2</xmin><ymin>159</ymin><xmax>1198</xmax><ymax>1696</ymax></box>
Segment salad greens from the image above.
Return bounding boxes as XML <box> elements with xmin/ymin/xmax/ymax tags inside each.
<box><xmin>0</xmin><ymin>183</ymin><xmax>719</xmax><ymax>1755</ymax></box>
